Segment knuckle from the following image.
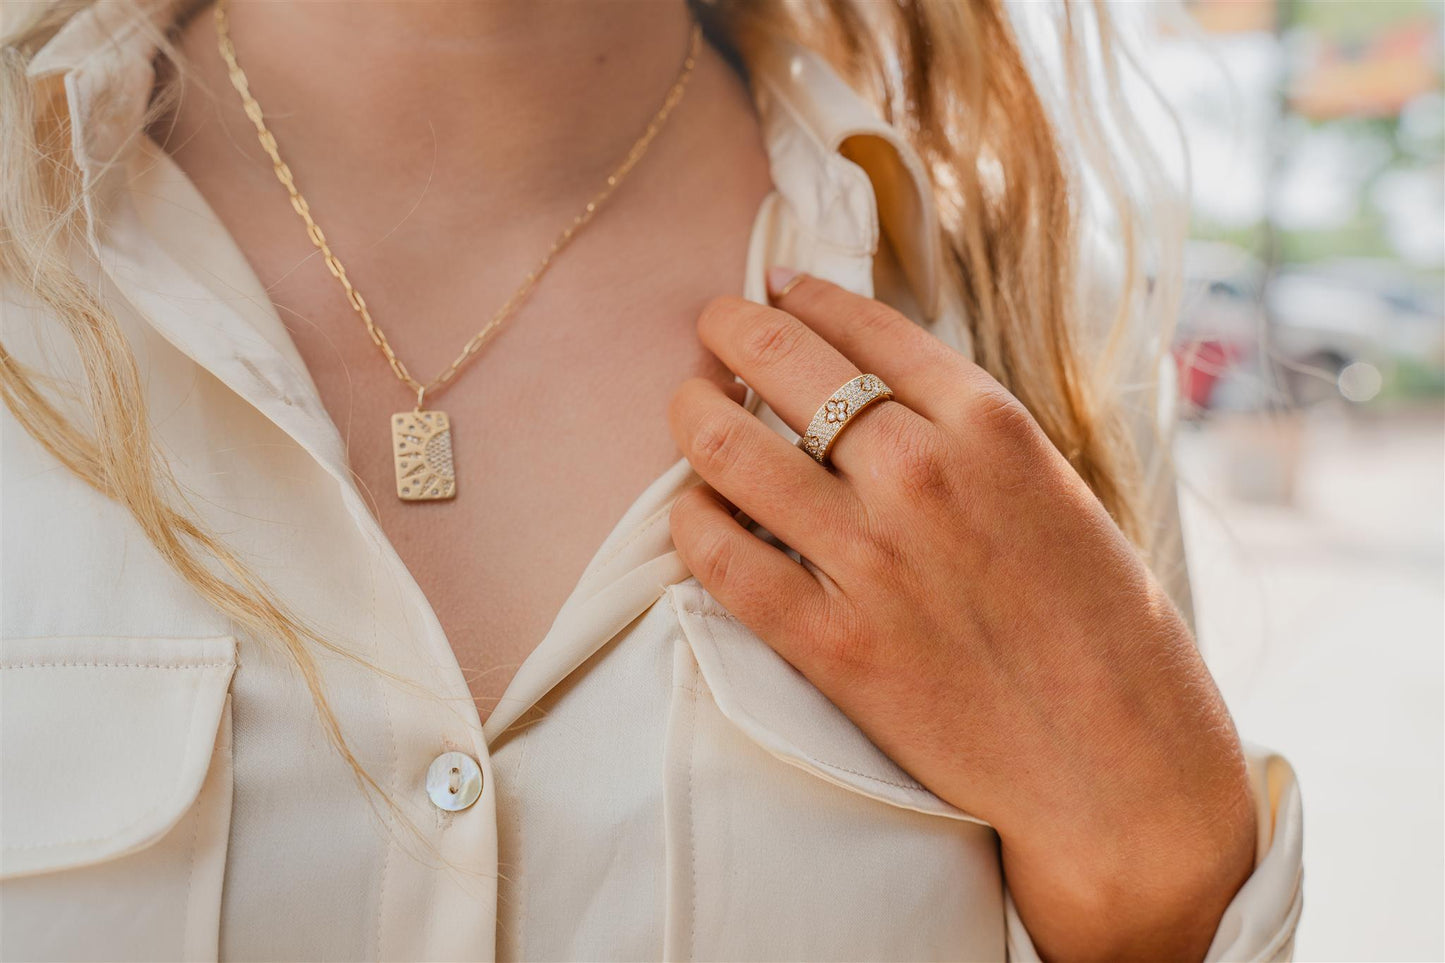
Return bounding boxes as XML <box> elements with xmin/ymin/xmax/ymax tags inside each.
<box><xmin>811</xmin><ymin>602</ymin><xmax>880</xmax><ymax>674</ymax></box>
<box><xmin>689</xmin><ymin>520</ymin><xmax>738</xmax><ymax>590</ymax></box>
<box><xmin>886</xmin><ymin>417</ymin><xmax>954</xmax><ymax>501</ymax></box>
<box><xmin>859</xmin><ymin>527</ymin><xmax>909</xmax><ymax>580</ymax></box>
<box><xmin>843</xmin><ymin>500</ymin><xmax>911</xmax><ymax>577</ymax></box>
<box><xmin>737</xmin><ymin>313</ymin><xmax>807</xmax><ymax>369</ymax></box>
<box><xmin>688</xmin><ymin>409</ymin><xmax>746</xmax><ymax>473</ymax></box>
<box><xmin>969</xmin><ymin>384</ymin><xmax>1040</xmax><ymax>444</ymax></box>
<box><xmin>668</xmin><ymin>486</ymin><xmax>702</xmax><ymax>537</ymax></box>
<box><xmin>846</xmin><ymin>300</ymin><xmax>906</xmax><ymax>339</ymax></box>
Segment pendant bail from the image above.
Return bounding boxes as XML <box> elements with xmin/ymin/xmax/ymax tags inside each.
<box><xmin>414</xmin><ymin>384</ymin><xmax>426</xmax><ymax>412</ymax></box>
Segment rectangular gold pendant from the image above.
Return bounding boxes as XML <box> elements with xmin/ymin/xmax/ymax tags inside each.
<box><xmin>391</xmin><ymin>410</ymin><xmax>456</xmax><ymax>501</ymax></box>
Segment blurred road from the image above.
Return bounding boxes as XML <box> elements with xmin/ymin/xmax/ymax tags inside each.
<box><xmin>1178</xmin><ymin>406</ymin><xmax>1445</xmax><ymax>961</ymax></box>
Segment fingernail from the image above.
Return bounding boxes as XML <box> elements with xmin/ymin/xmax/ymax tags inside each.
<box><xmin>766</xmin><ymin>266</ymin><xmax>803</xmax><ymax>300</ymax></box>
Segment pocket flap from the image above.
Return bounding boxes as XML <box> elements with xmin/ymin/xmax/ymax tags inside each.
<box><xmin>668</xmin><ymin>582</ymin><xmax>986</xmax><ymax>825</ymax></box>
<box><xmin>0</xmin><ymin>635</ymin><xmax>237</xmax><ymax>879</ymax></box>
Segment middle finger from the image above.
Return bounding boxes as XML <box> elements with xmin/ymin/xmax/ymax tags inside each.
<box><xmin>668</xmin><ymin>377</ymin><xmax>859</xmax><ymax>561</ymax></box>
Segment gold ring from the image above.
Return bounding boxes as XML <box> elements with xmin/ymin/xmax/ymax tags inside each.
<box><xmin>797</xmin><ymin>374</ymin><xmax>894</xmax><ymax>465</ymax></box>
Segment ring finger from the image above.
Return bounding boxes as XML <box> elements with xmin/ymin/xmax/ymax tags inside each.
<box><xmin>696</xmin><ymin>296</ymin><xmax>918</xmax><ymax>472</ymax></box>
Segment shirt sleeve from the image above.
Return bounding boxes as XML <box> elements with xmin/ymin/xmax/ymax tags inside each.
<box><xmin>1002</xmin><ymin>743</ymin><xmax>1304</xmax><ymax>961</ymax></box>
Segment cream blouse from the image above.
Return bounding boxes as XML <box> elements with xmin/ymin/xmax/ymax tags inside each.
<box><xmin>0</xmin><ymin>3</ymin><xmax>1303</xmax><ymax>960</ymax></box>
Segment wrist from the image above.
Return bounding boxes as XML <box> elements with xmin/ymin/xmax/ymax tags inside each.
<box><xmin>998</xmin><ymin>742</ymin><xmax>1257</xmax><ymax>961</ymax></box>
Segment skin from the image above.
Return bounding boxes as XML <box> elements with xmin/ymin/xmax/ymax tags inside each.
<box><xmin>159</xmin><ymin>1</ymin><xmax>1255</xmax><ymax>958</ymax></box>
<box><xmin>669</xmin><ymin>270</ymin><xmax>1257</xmax><ymax>960</ymax></box>
<box><xmin>161</xmin><ymin>0</ymin><xmax>767</xmax><ymax>714</ymax></box>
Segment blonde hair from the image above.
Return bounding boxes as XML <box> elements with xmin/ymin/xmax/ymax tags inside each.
<box><xmin>1</xmin><ymin>0</ymin><xmax>1180</xmax><ymax>784</ymax></box>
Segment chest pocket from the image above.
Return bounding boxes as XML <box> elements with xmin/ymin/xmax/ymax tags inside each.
<box><xmin>0</xmin><ymin>636</ymin><xmax>236</xmax><ymax>963</ymax></box>
<box><xmin>663</xmin><ymin>582</ymin><xmax>1007</xmax><ymax>962</ymax></box>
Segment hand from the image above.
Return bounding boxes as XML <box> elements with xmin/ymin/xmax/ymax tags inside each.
<box><xmin>667</xmin><ymin>270</ymin><xmax>1257</xmax><ymax>962</ymax></box>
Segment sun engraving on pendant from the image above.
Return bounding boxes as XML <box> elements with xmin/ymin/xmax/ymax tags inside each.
<box><xmin>391</xmin><ymin>410</ymin><xmax>457</xmax><ymax>501</ymax></box>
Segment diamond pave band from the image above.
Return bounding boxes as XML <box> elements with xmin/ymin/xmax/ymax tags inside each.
<box><xmin>797</xmin><ymin>374</ymin><xmax>895</xmax><ymax>465</ymax></box>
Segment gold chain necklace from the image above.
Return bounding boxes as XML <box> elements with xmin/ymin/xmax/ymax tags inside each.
<box><xmin>214</xmin><ymin>0</ymin><xmax>701</xmax><ymax>501</ymax></box>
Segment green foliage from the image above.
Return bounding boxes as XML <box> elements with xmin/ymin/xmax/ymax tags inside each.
<box><xmin>1294</xmin><ymin>0</ymin><xmax>1439</xmax><ymax>38</ymax></box>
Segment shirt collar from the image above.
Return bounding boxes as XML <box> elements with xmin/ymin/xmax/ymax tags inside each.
<box><xmin>32</xmin><ymin>0</ymin><xmax>358</xmax><ymax>506</ymax></box>
<box><xmin>749</xmin><ymin>40</ymin><xmax>943</xmax><ymax>319</ymax></box>
<box><xmin>26</xmin><ymin>3</ymin><xmax>951</xmax><ymax>735</ymax></box>
<box><xmin>26</xmin><ymin>0</ymin><xmax>168</xmax><ymax>79</ymax></box>
<box><xmin>27</xmin><ymin>0</ymin><xmax>184</xmax><ymax>176</ymax></box>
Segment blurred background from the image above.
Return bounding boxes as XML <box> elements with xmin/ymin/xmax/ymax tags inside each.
<box><xmin>1</xmin><ymin>0</ymin><xmax>1437</xmax><ymax>957</ymax></box>
<box><xmin>1141</xmin><ymin>1</ymin><xmax>1443</xmax><ymax>958</ymax></box>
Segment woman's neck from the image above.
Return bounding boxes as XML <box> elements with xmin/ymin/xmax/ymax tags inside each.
<box><xmin>193</xmin><ymin>0</ymin><xmax>699</xmax><ymax>213</ymax></box>
<box><xmin>154</xmin><ymin>2</ymin><xmax>773</xmax><ymax>710</ymax></box>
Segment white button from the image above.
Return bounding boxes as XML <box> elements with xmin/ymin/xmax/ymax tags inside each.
<box><xmin>426</xmin><ymin>752</ymin><xmax>483</xmax><ymax>812</ymax></box>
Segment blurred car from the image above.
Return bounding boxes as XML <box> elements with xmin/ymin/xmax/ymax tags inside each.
<box><xmin>1173</xmin><ymin>242</ymin><xmax>1445</xmax><ymax>412</ymax></box>
<box><xmin>1268</xmin><ymin>259</ymin><xmax>1445</xmax><ymax>404</ymax></box>
<box><xmin>1173</xmin><ymin>242</ymin><xmax>1269</xmax><ymax>414</ymax></box>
